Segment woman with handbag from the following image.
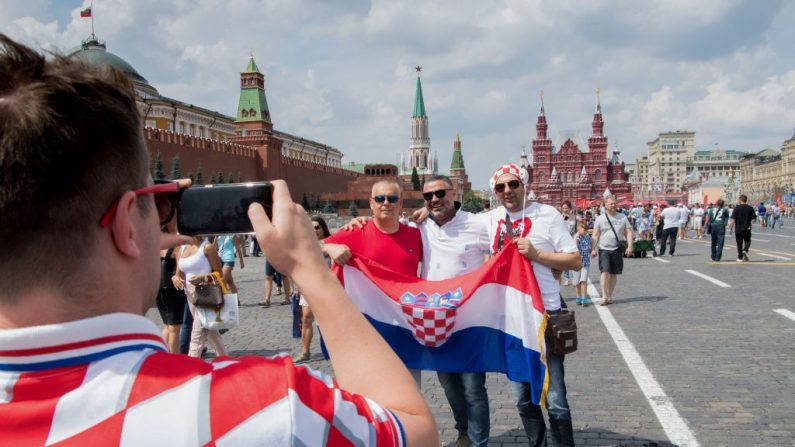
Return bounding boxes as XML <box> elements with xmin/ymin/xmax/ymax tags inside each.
<box><xmin>174</xmin><ymin>237</ymin><xmax>228</xmax><ymax>358</ymax></box>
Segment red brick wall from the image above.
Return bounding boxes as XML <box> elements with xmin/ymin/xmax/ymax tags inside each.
<box><xmin>146</xmin><ymin>126</ymin><xmax>361</xmax><ymax>202</ymax></box>
<box><xmin>144</xmin><ymin>127</ymin><xmax>259</xmax><ymax>182</ymax></box>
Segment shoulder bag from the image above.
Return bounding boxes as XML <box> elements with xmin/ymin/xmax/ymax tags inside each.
<box><xmin>192</xmin><ymin>271</ymin><xmax>225</xmax><ymax>308</ymax></box>
<box><xmin>605</xmin><ymin>214</ymin><xmax>628</xmax><ymax>253</ymax></box>
<box><xmin>545</xmin><ymin>297</ymin><xmax>578</xmax><ymax>355</ymax></box>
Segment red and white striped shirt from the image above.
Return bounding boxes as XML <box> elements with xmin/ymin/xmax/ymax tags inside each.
<box><xmin>0</xmin><ymin>313</ymin><xmax>405</xmax><ymax>446</ymax></box>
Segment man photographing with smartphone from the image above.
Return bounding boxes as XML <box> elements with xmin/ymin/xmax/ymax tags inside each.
<box><xmin>0</xmin><ymin>34</ymin><xmax>436</xmax><ymax>446</ymax></box>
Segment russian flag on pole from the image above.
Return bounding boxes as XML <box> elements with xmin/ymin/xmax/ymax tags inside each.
<box><xmin>334</xmin><ymin>242</ymin><xmax>549</xmax><ymax>405</ymax></box>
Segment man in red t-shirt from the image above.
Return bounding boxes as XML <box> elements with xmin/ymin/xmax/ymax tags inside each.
<box><xmin>323</xmin><ymin>180</ymin><xmax>423</xmax><ymax>385</ymax></box>
<box><xmin>323</xmin><ymin>180</ymin><xmax>422</xmax><ymax>276</ymax></box>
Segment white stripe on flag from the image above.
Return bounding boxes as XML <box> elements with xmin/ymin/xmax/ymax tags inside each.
<box><xmin>342</xmin><ymin>266</ymin><xmax>545</xmax><ymax>350</ymax></box>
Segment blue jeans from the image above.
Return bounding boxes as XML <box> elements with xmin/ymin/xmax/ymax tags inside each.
<box><xmin>511</xmin><ymin>352</ymin><xmax>571</xmax><ymax>446</ymax></box>
<box><xmin>710</xmin><ymin>225</ymin><xmax>726</xmax><ymax>261</ymax></box>
<box><xmin>180</xmin><ymin>303</ymin><xmax>193</xmax><ymax>354</ymax></box>
<box><xmin>437</xmin><ymin>372</ymin><xmax>489</xmax><ymax>446</ymax></box>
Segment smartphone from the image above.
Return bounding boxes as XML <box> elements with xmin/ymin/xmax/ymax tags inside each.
<box><xmin>177</xmin><ymin>182</ymin><xmax>272</xmax><ymax>235</ymax></box>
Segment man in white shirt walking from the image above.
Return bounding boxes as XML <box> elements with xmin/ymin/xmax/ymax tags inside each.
<box><xmin>589</xmin><ymin>196</ymin><xmax>633</xmax><ymax>305</ymax></box>
<box><xmin>658</xmin><ymin>204</ymin><xmax>681</xmax><ymax>256</ymax></box>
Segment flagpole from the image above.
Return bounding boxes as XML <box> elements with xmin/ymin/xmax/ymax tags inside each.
<box><xmin>91</xmin><ymin>1</ymin><xmax>95</xmax><ymax>38</ymax></box>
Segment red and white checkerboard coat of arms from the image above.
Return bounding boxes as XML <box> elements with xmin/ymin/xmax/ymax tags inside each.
<box><xmin>399</xmin><ymin>289</ymin><xmax>463</xmax><ymax>347</ymax></box>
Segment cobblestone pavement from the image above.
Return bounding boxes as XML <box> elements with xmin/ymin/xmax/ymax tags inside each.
<box><xmin>148</xmin><ymin>220</ymin><xmax>795</xmax><ymax>446</ymax></box>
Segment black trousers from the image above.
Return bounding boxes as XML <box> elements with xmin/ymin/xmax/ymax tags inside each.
<box><xmin>735</xmin><ymin>229</ymin><xmax>751</xmax><ymax>258</ymax></box>
<box><xmin>659</xmin><ymin>227</ymin><xmax>678</xmax><ymax>255</ymax></box>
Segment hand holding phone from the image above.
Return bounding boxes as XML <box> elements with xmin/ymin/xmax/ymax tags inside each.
<box><xmin>247</xmin><ymin>180</ymin><xmax>327</xmax><ymax>279</ymax></box>
<box><xmin>177</xmin><ymin>183</ymin><xmax>273</xmax><ymax>236</ymax></box>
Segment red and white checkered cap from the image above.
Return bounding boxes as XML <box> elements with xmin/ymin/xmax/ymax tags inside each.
<box><xmin>489</xmin><ymin>163</ymin><xmax>528</xmax><ymax>191</ymax></box>
<box><xmin>401</xmin><ymin>305</ymin><xmax>457</xmax><ymax>348</ymax></box>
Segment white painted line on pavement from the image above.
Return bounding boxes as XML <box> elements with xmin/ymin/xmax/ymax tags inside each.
<box><xmin>587</xmin><ymin>279</ymin><xmax>700</xmax><ymax>447</ymax></box>
<box><xmin>678</xmin><ymin>239</ymin><xmax>693</xmax><ymax>244</ymax></box>
<box><xmin>773</xmin><ymin>308</ymin><xmax>795</xmax><ymax>322</ymax></box>
<box><xmin>652</xmin><ymin>257</ymin><xmax>670</xmax><ymax>263</ymax></box>
<box><xmin>756</xmin><ymin>252</ymin><xmax>792</xmax><ymax>261</ymax></box>
<box><xmin>753</xmin><ymin>239</ymin><xmax>770</xmax><ymax>242</ymax></box>
<box><xmin>765</xmin><ymin>233</ymin><xmax>795</xmax><ymax>239</ymax></box>
<box><xmin>685</xmin><ymin>270</ymin><xmax>731</xmax><ymax>287</ymax></box>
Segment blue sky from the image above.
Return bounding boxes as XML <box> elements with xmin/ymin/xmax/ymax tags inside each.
<box><xmin>3</xmin><ymin>0</ymin><xmax>795</xmax><ymax>187</ymax></box>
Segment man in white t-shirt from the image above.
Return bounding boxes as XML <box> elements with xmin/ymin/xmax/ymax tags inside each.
<box><xmin>677</xmin><ymin>204</ymin><xmax>690</xmax><ymax>240</ymax></box>
<box><xmin>692</xmin><ymin>204</ymin><xmax>705</xmax><ymax>238</ymax></box>
<box><xmin>659</xmin><ymin>204</ymin><xmax>681</xmax><ymax>256</ymax></box>
<box><xmin>589</xmin><ymin>196</ymin><xmax>633</xmax><ymax>305</ymax></box>
<box><xmin>481</xmin><ymin>163</ymin><xmax>581</xmax><ymax>447</ymax></box>
<box><xmin>418</xmin><ymin>176</ymin><xmax>491</xmax><ymax>447</ymax></box>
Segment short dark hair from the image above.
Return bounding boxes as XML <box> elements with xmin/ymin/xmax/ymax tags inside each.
<box><xmin>739</xmin><ymin>194</ymin><xmax>747</xmax><ymax>203</ymax></box>
<box><xmin>561</xmin><ymin>200</ymin><xmax>572</xmax><ymax>208</ymax></box>
<box><xmin>0</xmin><ymin>34</ymin><xmax>149</xmax><ymax>298</ymax></box>
<box><xmin>716</xmin><ymin>199</ymin><xmax>725</xmax><ymax>207</ymax></box>
<box><xmin>426</xmin><ymin>175</ymin><xmax>453</xmax><ymax>188</ymax></box>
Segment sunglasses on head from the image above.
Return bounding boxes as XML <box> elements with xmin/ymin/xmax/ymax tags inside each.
<box><xmin>99</xmin><ymin>180</ymin><xmax>183</xmax><ymax>227</ymax></box>
<box><xmin>422</xmin><ymin>189</ymin><xmax>450</xmax><ymax>201</ymax></box>
<box><xmin>373</xmin><ymin>194</ymin><xmax>399</xmax><ymax>204</ymax></box>
<box><xmin>494</xmin><ymin>180</ymin><xmax>521</xmax><ymax>193</ymax></box>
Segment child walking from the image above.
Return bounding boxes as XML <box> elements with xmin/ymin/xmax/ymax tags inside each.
<box><xmin>573</xmin><ymin>222</ymin><xmax>593</xmax><ymax>306</ymax></box>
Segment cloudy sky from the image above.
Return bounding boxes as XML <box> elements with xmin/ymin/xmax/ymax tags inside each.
<box><xmin>3</xmin><ymin>0</ymin><xmax>795</xmax><ymax>187</ymax></box>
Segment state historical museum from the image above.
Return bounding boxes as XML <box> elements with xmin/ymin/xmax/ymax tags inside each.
<box><xmin>522</xmin><ymin>96</ymin><xmax>632</xmax><ymax>205</ymax></box>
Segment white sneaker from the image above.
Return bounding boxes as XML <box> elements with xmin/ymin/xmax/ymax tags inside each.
<box><xmin>736</xmin><ymin>258</ymin><xmax>743</xmax><ymax>262</ymax></box>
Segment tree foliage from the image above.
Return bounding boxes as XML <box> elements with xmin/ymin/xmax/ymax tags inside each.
<box><xmin>348</xmin><ymin>200</ymin><xmax>358</xmax><ymax>217</ymax></box>
<box><xmin>461</xmin><ymin>191</ymin><xmax>484</xmax><ymax>213</ymax></box>
<box><xmin>169</xmin><ymin>155</ymin><xmax>180</xmax><ymax>179</ymax></box>
<box><xmin>322</xmin><ymin>199</ymin><xmax>335</xmax><ymax>214</ymax></box>
<box><xmin>195</xmin><ymin>164</ymin><xmax>203</xmax><ymax>185</ymax></box>
<box><xmin>410</xmin><ymin>167</ymin><xmax>420</xmax><ymax>191</ymax></box>
<box><xmin>152</xmin><ymin>152</ymin><xmax>165</xmax><ymax>180</ymax></box>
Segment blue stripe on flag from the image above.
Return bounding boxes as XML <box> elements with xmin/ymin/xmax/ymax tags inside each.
<box><xmin>364</xmin><ymin>315</ymin><xmax>547</xmax><ymax>404</ymax></box>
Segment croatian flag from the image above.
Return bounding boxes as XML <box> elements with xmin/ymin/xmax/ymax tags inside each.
<box><xmin>334</xmin><ymin>243</ymin><xmax>549</xmax><ymax>405</ymax></box>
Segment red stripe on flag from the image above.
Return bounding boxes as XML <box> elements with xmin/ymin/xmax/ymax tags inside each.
<box><xmin>80</xmin><ymin>7</ymin><xmax>91</xmax><ymax>17</ymax></box>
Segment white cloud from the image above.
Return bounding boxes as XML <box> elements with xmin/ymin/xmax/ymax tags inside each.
<box><xmin>3</xmin><ymin>0</ymin><xmax>794</xmax><ymax>186</ymax></box>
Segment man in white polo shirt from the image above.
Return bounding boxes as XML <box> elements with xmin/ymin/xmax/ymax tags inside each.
<box><xmin>658</xmin><ymin>204</ymin><xmax>680</xmax><ymax>256</ymax></box>
<box><xmin>419</xmin><ymin>175</ymin><xmax>491</xmax><ymax>447</ymax></box>
<box><xmin>481</xmin><ymin>163</ymin><xmax>581</xmax><ymax>447</ymax></box>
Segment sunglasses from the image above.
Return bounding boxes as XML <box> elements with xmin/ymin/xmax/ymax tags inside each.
<box><xmin>494</xmin><ymin>180</ymin><xmax>521</xmax><ymax>193</ymax></box>
<box><xmin>422</xmin><ymin>189</ymin><xmax>450</xmax><ymax>201</ymax></box>
<box><xmin>373</xmin><ymin>195</ymin><xmax>399</xmax><ymax>204</ymax></box>
<box><xmin>99</xmin><ymin>180</ymin><xmax>183</xmax><ymax>227</ymax></box>
<box><xmin>313</xmin><ymin>224</ymin><xmax>322</xmax><ymax>230</ymax></box>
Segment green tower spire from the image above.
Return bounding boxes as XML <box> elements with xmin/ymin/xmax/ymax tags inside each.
<box><xmin>244</xmin><ymin>54</ymin><xmax>259</xmax><ymax>73</ymax></box>
<box><xmin>236</xmin><ymin>55</ymin><xmax>271</xmax><ymax>123</ymax></box>
<box><xmin>450</xmin><ymin>133</ymin><xmax>465</xmax><ymax>170</ymax></box>
<box><xmin>413</xmin><ymin>66</ymin><xmax>426</xmax><ymax>118</ymax></box>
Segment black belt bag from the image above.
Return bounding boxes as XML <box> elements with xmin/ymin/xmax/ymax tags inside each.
<box><xmin>545</xmin><ymin>309</ymin><xmax>578</xmax><ymax>355</ymax></box>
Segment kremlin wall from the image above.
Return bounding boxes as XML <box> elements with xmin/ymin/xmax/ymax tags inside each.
<box><xmin>69</xmin><ymin>34</ymin><xmax>631</xmax><ymax>212</ymax></box>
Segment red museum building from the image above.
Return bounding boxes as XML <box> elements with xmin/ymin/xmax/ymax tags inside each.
<box><xmin>522</xmin><ymin>97</ymin><xmax>632</xmax><ymax>206</ymax></box>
